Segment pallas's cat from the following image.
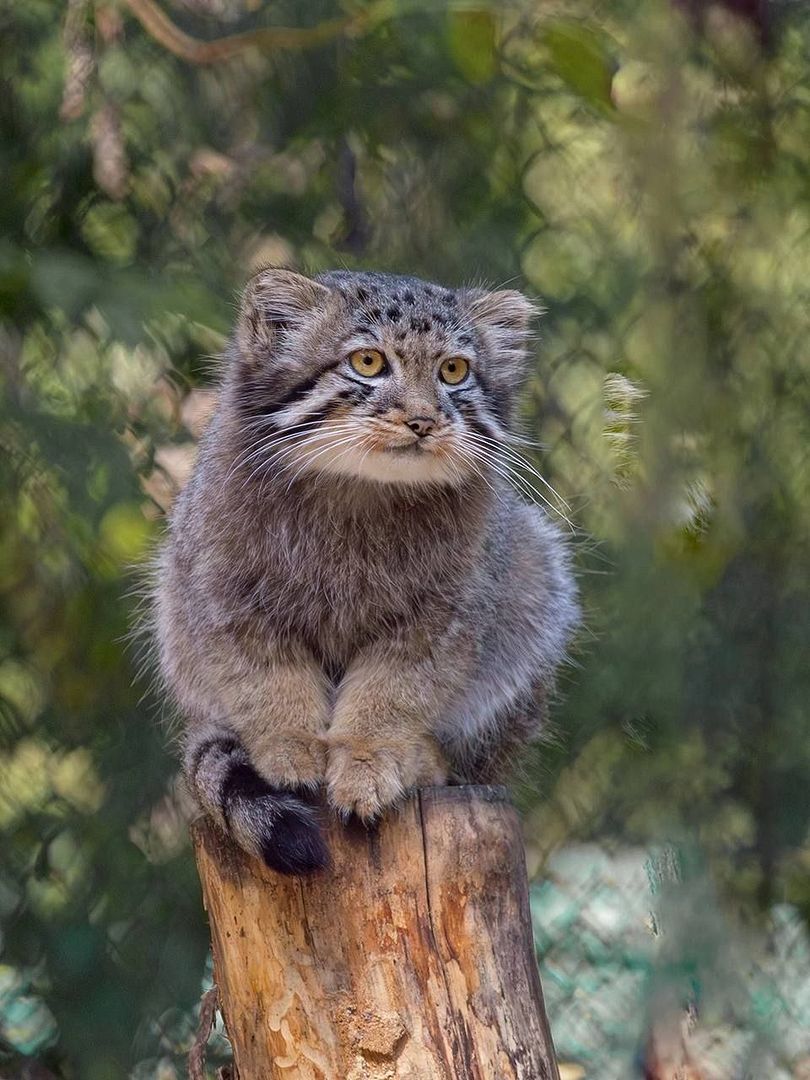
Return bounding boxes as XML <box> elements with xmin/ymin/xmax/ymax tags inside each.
<box><xmin>154</xmin><ymin>268</ymin><xmax>579</xmax><ymax>873</ymax></box>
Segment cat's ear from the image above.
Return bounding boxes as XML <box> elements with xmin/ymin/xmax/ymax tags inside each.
<box><xmin>236</xmin><ymin>267</ymin><xmax>330</xmax><ymax>365</ymax></box>
<box><xmin>466</xmin><ymin>288</ymin><xmax>541</xmax><ymax>361</ymax></box>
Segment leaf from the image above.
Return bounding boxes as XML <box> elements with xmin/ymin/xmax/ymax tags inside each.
<box><xmin>542</xmin><ymin>21</ymin><xmax>616</xmax><ymax>110</ymax></box>
<box><xmin>98</xmin><ymin>502</ymin><xmax>153</xmax><ymax>566</ymax></box>
<box><xmin>447</xmin><ymin>9</ymin><xmax>497</xmax><ymax>84</ymax></box>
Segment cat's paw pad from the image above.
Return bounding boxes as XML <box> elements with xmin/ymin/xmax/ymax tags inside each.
<box><xmin>326</xmin><ymin>745</ymin><xmax>403</xmax><ymax>822</ymax></box>
<box><xmin>325</xmin><ymin>738</ymin><xmax>447</xmax><ymax>823</ymax></box>
<box><xmin>252</xmin><ymin>732</ymin><xmax>327</xmax><ymax>791</ymax></box>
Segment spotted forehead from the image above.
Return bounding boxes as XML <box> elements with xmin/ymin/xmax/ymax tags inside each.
<box><xmin>319</xmin><ymin>271</ymin><xmax>477</xmax><ymax>357</ymax></box>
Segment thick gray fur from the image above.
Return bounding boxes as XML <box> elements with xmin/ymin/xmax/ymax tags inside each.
<box><xmin>154</xmin><ymin>268</ymin><xmax>579</xmax><ymax>873</ymax></box>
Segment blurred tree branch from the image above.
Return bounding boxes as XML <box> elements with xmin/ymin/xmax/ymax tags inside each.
<box><xmin>336</xmin><ymin>135</ymin><xmax>371</xmax><ymax>254</ymax></box>
<box><xmin>121</xmin><ymin>0</ymin><xmax>364</xmax><ymax>63</ymax></box>
<box><xmin>60</xmin><ymin>0</ymin><xmax>94</xmax><ymax>119</ymax></box>
<box><xmin>187</xmin><ymin>985</ymin><xmax>219</xmax><ymax>1080</ymax></box>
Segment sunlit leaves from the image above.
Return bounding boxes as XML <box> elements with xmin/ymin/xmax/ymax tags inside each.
<box><xmin>541</xmin><ymin>21</ymin><xmax>616</xmax><ymax>111</ymax></box>
<box><xmin>447</xmin><ymin>9</ymin><xmax>497</xmax><ymax>84</ymax></box>
<box><xmin>80</xmin><ymin>202</ymin><xmax>139</xmax><ymax>265</ymax></box>
<box><xmin>98</xmin><ymin>502</ymin><xmax>154</xmax><ymax>568</ymax></box>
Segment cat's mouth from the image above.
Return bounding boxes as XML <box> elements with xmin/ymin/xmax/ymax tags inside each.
<box><xmin>297</xmin><ymin>425</ymin><xmax>468</xmax><ymax>487</ymax></box>
<box><xmin>384</xmin><ymin>440</ymin><xmax>429</xmax><ymax>454</ymax></box>
<box><xmin>375</xmin><ymin>427</ymin><xmax>453</xmax><ymax>455</ymax></box>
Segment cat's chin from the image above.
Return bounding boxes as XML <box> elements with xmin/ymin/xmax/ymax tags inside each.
<box><xmin>311</xmin><ymin>446</ymin><xmax>469</xmax><ymax>487</ymax></box>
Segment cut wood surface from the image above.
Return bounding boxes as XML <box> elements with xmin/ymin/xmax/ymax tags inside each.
<box><xmin>191</xmin><ymin>784</ymin><xmax>560</xmax><ymax>1080</ymax></box>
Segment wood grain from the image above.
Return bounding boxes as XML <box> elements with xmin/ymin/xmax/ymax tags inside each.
<box><xmin>191</xmin><ymin>785</ymin><xmax>560</xmax><ymax>1080</ymax></box>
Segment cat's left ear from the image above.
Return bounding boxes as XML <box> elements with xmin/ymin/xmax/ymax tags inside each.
<box><xmin>466</xmin><ymin>289</ymin><xmax>541</xmax><ymax>361</ymax></box>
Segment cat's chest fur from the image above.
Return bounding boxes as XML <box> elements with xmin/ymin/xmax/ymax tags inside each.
<box><xmin>221</xmin><ymin>475</ymin><xmax>489</xmax><ymax>664</ymax></box>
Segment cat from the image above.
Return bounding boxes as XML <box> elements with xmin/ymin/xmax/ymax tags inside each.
<box><xmin>153</xmin><ymin>267</ymin><xmax>579</xmax><ymax>874</ymax></box>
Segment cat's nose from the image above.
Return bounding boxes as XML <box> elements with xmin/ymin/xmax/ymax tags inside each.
<box><xmin>405</xmin><ymin>416</ymin><xmax>436</xmax><ymax>437</ymax></box>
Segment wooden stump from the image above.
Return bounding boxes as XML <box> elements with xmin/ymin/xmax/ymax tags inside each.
<box><xmin>191</xmin><ymin>784</ymin><xmax>560</xmax><ymax>1080</ymax></box>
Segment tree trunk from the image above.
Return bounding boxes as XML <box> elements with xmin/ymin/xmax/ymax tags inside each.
<box><xmin>191</xmin><ymin>784</ymin><xmax>560</xmax><ymax>1080</ymax></box>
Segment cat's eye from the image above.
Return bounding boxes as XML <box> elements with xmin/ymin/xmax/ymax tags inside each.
<box><xmin>349</xmin><ymin>348</ymin><xmax>386</xmax><ymax>378</ymax></box>
<box><xmin>439</xmin><ymin>357</ymin><xmax>469</xmax><ymax>386</ymax></box>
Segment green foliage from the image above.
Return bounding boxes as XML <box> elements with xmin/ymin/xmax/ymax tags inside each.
<box><xmin>1</xmin><ymin>0</ymin><xmax>809</xmax><ymax>1075</ymax></box>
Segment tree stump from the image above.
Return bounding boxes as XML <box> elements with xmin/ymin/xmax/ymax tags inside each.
<box><xmin>191</xmin><ymin>784</ymin><xmax>560</xmax><ymax>1080</ymax></box>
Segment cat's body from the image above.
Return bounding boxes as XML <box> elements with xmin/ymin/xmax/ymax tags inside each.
<box><xmin>155</xmin><ymin>268</ymin><xmax>578</xmax><ymax>873</ymax></box>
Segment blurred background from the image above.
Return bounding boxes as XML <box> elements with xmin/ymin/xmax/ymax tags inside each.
<box><xmin>1</xmin><ymin>0</ymin><xmax>809</xmax><ymax>1077</ymax></box>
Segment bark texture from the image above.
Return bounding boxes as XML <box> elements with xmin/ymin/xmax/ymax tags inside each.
<box><xmin>191</xmin><ymin>784</ymin><xmax>560</xmax><ymax>1080</ymax></box>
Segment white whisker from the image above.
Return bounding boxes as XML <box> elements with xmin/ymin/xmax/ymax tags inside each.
<box><xmin>458</xmin><ymin>437</ymin><xmax>574</xmax><ymax>531</ymax></box>
<box><xmin>245</xmin><ymin>431</ymin><xmax>359</xmax><ymax>492</ymax></box>
<box><xmin>283</xmin><ymin>433</ymin><xmax>368</xmax><ymax>492</ymax></box>
<box><xmin>461</xmin><ymin>430</ymin><xmax>571</xmax><ymax>512</ymax></box>
<box><xmin>229</xmin><ymin>420</ymin><xmax>361</xmax><ymax>486</ymax></box>
<box><xmin>452</xmin><ymin>444</ymin><xmax>505</xmax><ymax>503</ymax></box>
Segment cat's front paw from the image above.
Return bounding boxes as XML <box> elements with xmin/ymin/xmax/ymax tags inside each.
<box><xmin>251</xmin><ymin>731</ymin><xmax>327</xmax><ymax>792</ymax></box>
<box><xmin>325</xmin><ymin>735</ymin><xmax>447</xmax><ymax>822</ymax></box>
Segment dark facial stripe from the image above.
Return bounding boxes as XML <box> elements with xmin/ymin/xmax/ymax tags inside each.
<box><xmin>270</xmin><ymin>360</ymin><xmax>344</xmax><ymax>413</ymax></box>
<box><xmin>271</xmin><ymin>372</ymin><xmax>325</xmax><ymax>411</ymax></box>
<box><xmin>290</xmin><ymin>405</ymin><xmax>330</xmax><ymax>428</ymax></box>
<box><xmin>271</xmin><ymin>381</ymin><xmax>370</xmax><ymax>433</ymax></box>
<box><xmin>235</xmin><ymin>361</ymin><xmax>342</xmax><ymax>424</ymax></box>
<box><xmin>456</xmin><ymin>375</ymin><xmax>510</xmax><ymax>425</ymax></box>
<box><xmin>340</xmin><ymin>377</ymin><xmax>374</xmax><ymax>396</ymax></box>
<box><xmin>337</xmin><ymin>382</ymin><xmax>373</xmax><ymax>403</ymax></box>
<box><xmin>235</xmin><ymin>379</ymin><xmax>277</xmax><ymax>423</ymax></box>
<box><xmin>455</xmin><ymin>395</ymin><xmax>502</xmax><ymax>441</ymax></box>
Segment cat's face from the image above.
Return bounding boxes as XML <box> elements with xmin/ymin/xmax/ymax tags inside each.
<box><xmin>230</xmin><ymin>269</ymin><xmax>536</xmax><ymax>488</ymax></box>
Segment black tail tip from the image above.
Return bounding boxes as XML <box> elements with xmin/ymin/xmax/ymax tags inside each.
<box><xmin>259</xmin><ymin>802</ymin><xmax>330</xmax><ymax>876</ymax></box>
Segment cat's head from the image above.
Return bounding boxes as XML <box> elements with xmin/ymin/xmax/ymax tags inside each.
<box><xmin>227</xmin><ymin>267</ymin><xmax>538</xmax><ymax>487</ymax></box>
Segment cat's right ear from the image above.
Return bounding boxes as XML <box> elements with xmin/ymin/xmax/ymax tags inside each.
<box><xmin>235</xmin><ymin>268</ymin><xmax>329</xmax><ymax>366</ymax></box>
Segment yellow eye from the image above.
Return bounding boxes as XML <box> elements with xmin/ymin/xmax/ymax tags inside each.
<box><xmin>439</xmin><ymin>357</ymin><xmax>469</xmax><ymax>386</ymax></box>
<box><xmin>349</xmin><ymin>348</ymin><xmax>386</xmax><ymax>377</ymax></box>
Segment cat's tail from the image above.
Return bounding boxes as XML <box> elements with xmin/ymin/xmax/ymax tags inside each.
<box><xmin>184</xmin><ymin>725</ymin><xmax>329</xmax><ymax>875</ymax></box>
